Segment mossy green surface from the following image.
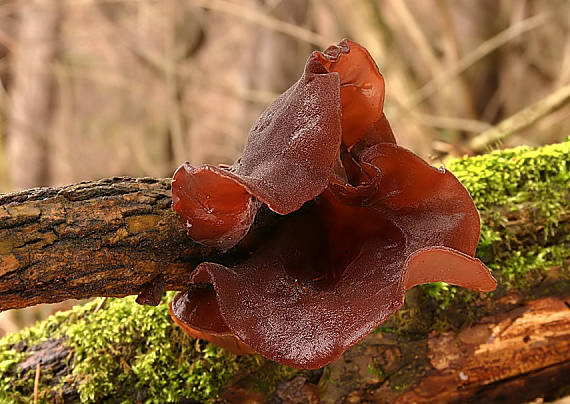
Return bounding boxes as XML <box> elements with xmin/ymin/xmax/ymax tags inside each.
<box><xmin>0</xmin><ymin>142</ymin><xmax>569</xmax><ymax>402</ymax></box>
<box><xmin>0</xmin><ymin>294</ymin><xmax>268</xmax><ymax>403</ymax></box>
<box><xmin>422</xmin><ymin>141</ymin><xmax>570</xmax><ymax>308</ymax></box>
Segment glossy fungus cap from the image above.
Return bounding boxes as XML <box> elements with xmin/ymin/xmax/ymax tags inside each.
<box><xmin>170</xmin><ymin>39</ymin><xmax>497</xmax><ymax>369</ymax></box>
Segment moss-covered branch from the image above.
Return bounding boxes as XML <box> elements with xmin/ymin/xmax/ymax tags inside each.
<box><xmin>0</xmin><ymin>141</ymin><xmax>569</xmax><ymax>403</ymax></box>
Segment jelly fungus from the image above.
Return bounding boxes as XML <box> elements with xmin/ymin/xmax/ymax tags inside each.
<box><xmin>170</xmin><ymin>39</ymin><xmax>496</xmax><ymax>369</ymax></box>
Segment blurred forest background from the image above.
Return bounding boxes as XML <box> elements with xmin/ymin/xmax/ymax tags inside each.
<box><xmin>0</xmin><ymin>0</ymin><xmax>568</xmax><ymax>335</ymax></box>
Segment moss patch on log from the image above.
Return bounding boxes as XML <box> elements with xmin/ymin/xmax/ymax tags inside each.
<box><xmin>0</xmin><ymin>142</ymin><xmax>569</xmax><ymax>402</ymax></box>
<box><xmin>0</xmin><ymin>295</ymin><xmax>274</xmax><ymax>403</ymax></box>
<box><xmin>423</xmin><ymin>141</ymin><xmax>570</xmax><ymax>309</ymax></box>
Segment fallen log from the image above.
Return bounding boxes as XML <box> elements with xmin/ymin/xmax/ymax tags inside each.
<box><xmin>0</xmin><ymin>177</ymin><xmax>279</xmax><ymax>310</ymax></box>
<box><xmin>0</xmin><ymin>142</ymin><xmax>569</xmax><ymax>403</ymax></box>
<box><xmin>325</xmin><ymin>295</ymin><xmax>570</xmax><ymax>404</ymax></box>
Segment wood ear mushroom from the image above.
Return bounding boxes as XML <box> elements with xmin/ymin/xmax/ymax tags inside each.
<box><xmin>170</xmin><ymin>39</ymin><xmax>497</xmax><ymax>369</ymax></box>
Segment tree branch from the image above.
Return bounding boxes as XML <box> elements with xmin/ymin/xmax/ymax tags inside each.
<box><xmin>469</xmin><ymin>84</ymin><xmax>570</xmax><ymax>152</ymax></box>
<box><xmin>0</xmin><ymin>177</ymin><xmax>276</xmax><ymax>310</ymax></box>
<box><xmin>1</xmin><ymin>140</ymin><xmax>569</xmax><ymax>311</ymax></box>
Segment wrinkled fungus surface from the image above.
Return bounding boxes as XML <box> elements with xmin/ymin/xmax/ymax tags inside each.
<box><xmin>170</xmin><ymin>39</ymin><xmax>497</xmax><ymax>369</ymax></box>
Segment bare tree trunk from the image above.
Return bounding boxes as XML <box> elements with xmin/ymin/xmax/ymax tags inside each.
<box><xmin>7</xmin><ymin>0</ymin><xmax>61</xmax><ymax>190</ymax></box>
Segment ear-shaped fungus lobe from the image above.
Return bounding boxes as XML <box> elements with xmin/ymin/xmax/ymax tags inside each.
<box><xmin>172</xmin><ymin>165</ymin><xmax>261</xmax><ymax>251</ymax></box>
<box><xmin>359</xmin><ymin>143</ymin><xmax>482</xmax><ymax>256</ymax></box>
<box><xmin>230</xmin><ymin>66</ymin><xmax>342</xmax><ymax>214</ymax></box>
<box><xmin>173</xmin><ymin>203</ymin><xmax>408</xmax><ymax>369</ymax></box>
<box><xmin>316</xmin><ymin>39</ymin><xmax>394</xmax><ymax>147</ymax></box>
<box><xmin>172</xmin><ymin>54</ymin><xmax>343</xmax><ymax>250</ymax></box>
<box><xmin>404</xmin><ymin>247</ymin><xmax>497</xmax><ymax>292</ymax></box>
<box><xmin>169</xmin><ymin>286</ymin><xmax>255</xmax><ymax>355</ymax></box>
<box><xmin>170</xmin><ymin>142</ymin><xmax>496</xmax><ymax>369</ymax></box>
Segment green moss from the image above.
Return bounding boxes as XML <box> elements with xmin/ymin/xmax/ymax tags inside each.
<box><xmin>69</xmin><ymin>294</ymin><xmax>252</xmax><ymax>403</ymax></box>
<box><xmin>367</xmin><ymin>362</ymin><xmax>387</xmax><ymax>380</ymax></box>
<box><xmin>491</xmin><ymin>243</ymin><xmax>570</xmax><ymax>285</ymax></box>
<box><xmin>421</xmin><ymin>282</ymin><xmax>458</xmax><ymax>309</ymax></box>
<box><xmin>447</xmin><ymin>141</ymin><xmax>569</xmax><ymax>212</ymax></box>
<box><xmin>0</xmin><ymin>299</ymin><xmax>332</xmax><ymax>402</ymax></box>
<box><xmin>0</xmin><ymin>301</ymin><xmax>95</xmax><ymax>403</ymax></box>
<box><xmin>423</xmin><ymin>142</ymin><xmax>570</xmax><ymax>308</ymax></box>
<box><xmin>0</xmin><ymin>295</ymin><xmax>260</xmax><ymax>403</ymax></box>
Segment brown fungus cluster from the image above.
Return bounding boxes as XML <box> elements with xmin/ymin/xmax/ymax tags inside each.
<box><xmin>169</xmin><ymin>39</ymin><xmax>496</xmax><ymax>369</ymax></box>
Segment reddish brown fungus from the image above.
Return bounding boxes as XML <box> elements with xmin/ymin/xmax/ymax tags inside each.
<box><xmin>170</xmin><ymin>285</ymin><xmax>255</xmax><ymax>355</ymax></box>
<box><xmin>172</xmin><ymin>49</ymin><xmax>344</xmax><ymax>250</ymax></box>
<box><xmin>316</xmin><ymin>39</ymin><xmax>388</xmax><ymax>148</ymax></box>
<box><xmin>172</xmin><ymin>165</ymin><xmax>261</xmax><ymax>251</ymax></box>
<box><xmin>170</xmin><ymin>39</ymin><xmax>497</xmax><ymax>369</ymax></box>
<box><xmin>136</xmin><ymin>274</ymin><xmax>165</xmax><ymax>306</ymax></box>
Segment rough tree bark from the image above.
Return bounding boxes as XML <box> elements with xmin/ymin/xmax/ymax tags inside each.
<box><xmin>0</xmin><ymin>177</ymin><xmax>198</xmax><ymax>309</ymax></box>
<box><xmin>0</xmin><ymin>142</ymin><xmax>568</xmax><ymax>403</ymax></box>
<box><xmin>0</xmin><ymin>177</ymin><xmax>281</xmax><ymax>310</ymax></box>
<box><xmin>0</xmin><ymin>172</ymin><xmax>567</xmax><ymax>311</ymax></box>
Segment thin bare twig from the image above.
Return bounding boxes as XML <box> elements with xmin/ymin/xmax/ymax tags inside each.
<box><xmin>390</xmin><ymin>0</ymin><xmax>443</xmax><ymax>78</ymax></box>
<box><xmin>33</xmin><ymin>363</ymin><xmax>40</xmax><ymax>403</ymax></box>
<box><xmin>192</xmin><ymin>0</ymin><xmax>333</xmax><ymax>48</ymax></box>
<box><xmin>404</xmin><ymin>13</ymin><xmax>549</xmax><ymax>109</ymax></box>
<box><xmin>94</xmin><ymin>297</ymin><xmax>107</xmax><ymax>313</ymax></box>
<box><xmin>411</xmin><ymin>112</ymin><xmax>492</xmax><ymax>133</ymax></box>
<box><xmin>389</xmin><ymin>96</ymin><xmax>491</xmax><ymax>134</ymax></box>
<box><xmin>469</xmin><ymin>84</ymin><xmax>570</xmax><ymax>152</ymax></box>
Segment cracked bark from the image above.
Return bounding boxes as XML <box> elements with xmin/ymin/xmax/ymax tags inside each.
<box><xmin>0</xmin><ymin>176</ymin><xmax>277</xmax><ymax>310</ymax></box>
<box><xmin>320</xmin><ymin>295</ymin><xmax>570</xmax><ymax>404</ymax></box>
<box><xmin>0</xmin><ymin>176</ymin><xmax>568</xmax><ymax>311</ymax></box>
